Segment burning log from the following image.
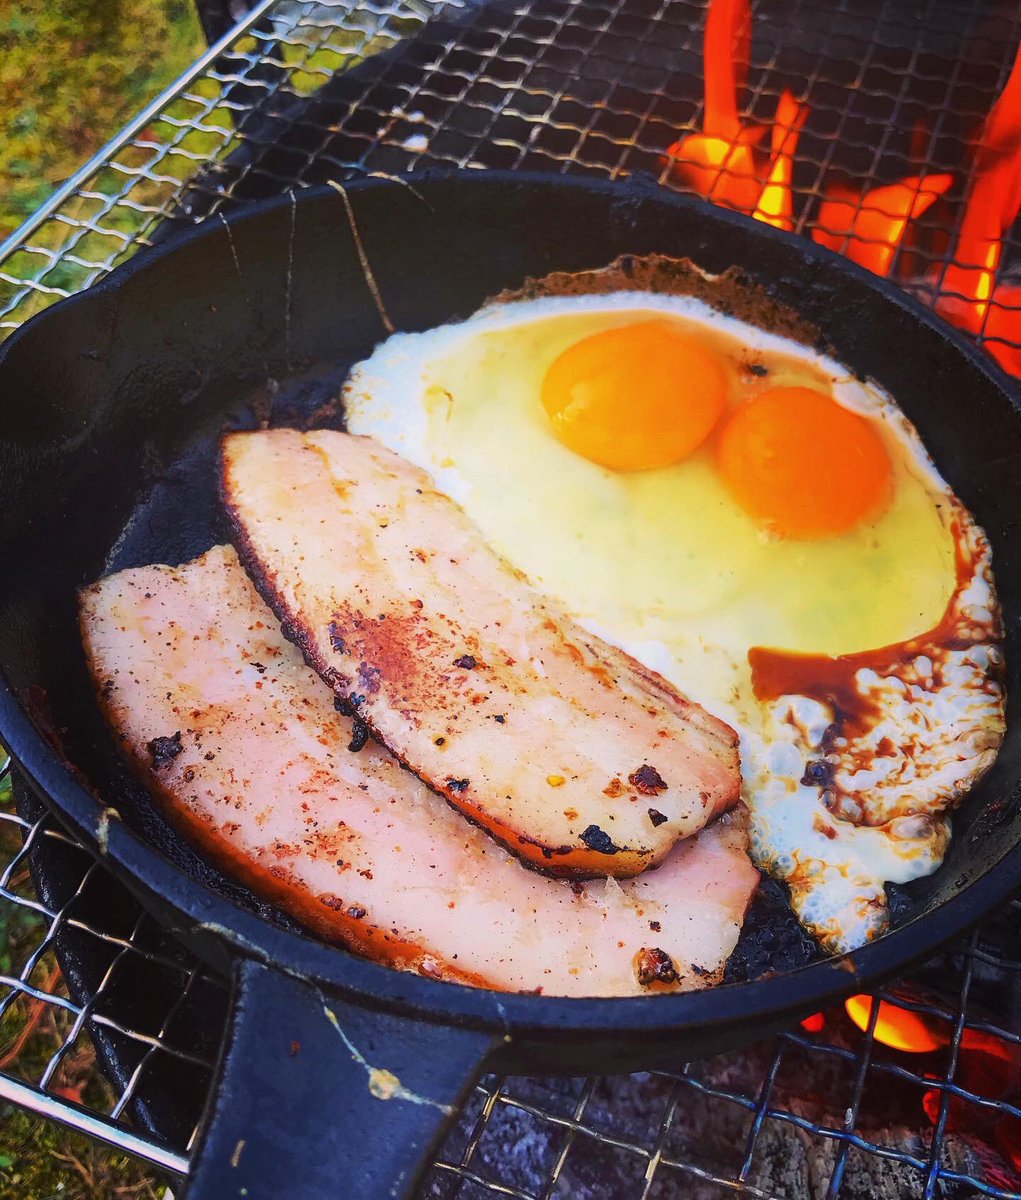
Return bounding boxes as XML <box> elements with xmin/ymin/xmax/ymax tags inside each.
<box><xmin>747</xmin><ymin>1113</ymin><xmax>990</xmax><ymax>1200</ymax></box>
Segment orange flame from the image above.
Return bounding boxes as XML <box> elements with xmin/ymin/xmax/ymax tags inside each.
<box><xmin>813</xmin><ymin>175</ymin><xmax>954</xmax><ymax>277</ymax></box>
<box><xmin>844</xmin><ymin>994</ymin><xmax>949</xmax><ymax>1053</ymax></box>
<box><xmin>800</xmin><ymin>1011</ymin><xmax>826</xmax><ymax>1034</ymax></box>
<box><xmin>983</xmin><ymin>286</ymin><xmax>1021</xmax><ymax>375</ymax></box>
<box><xmin>847</xmin><ymin>994</ymin><xmax>1021</xmax><ymax>1159</ymax></box>
<box><xmin>939</xmin><ymin>42</ymin><xmax>1021</xmax><ymax>330</ymax></box>
<box><xmin>898</xmin><ymin>121</ymin><xmax>951</xmax><ymax>278</ymax></box>
<box><xmin>939</xmin><ymin>284</ymin><xmax>1021</xmax><ymax>375</ymax></box>
<box><xmin>703</xmin><ymin>0</ymin><xmax>749</xmax><ymax>140</ymax></box>
<box><xmin>665</xmin><ymin>131</ymin><xmax>768</xmax><ymax>214</ymax></box>
<box><xmin>664</xmin><ymin>0</ymin><xmax>768</xmax><ymax>214</ymax></box>
<box><xmin>753</xmin><ymin>91</ymin><xmax>808</xmax><ymax>231</ymax></box>
<box><xmin>663</xmin><ymin>0</ymin><xmax>1021</xmax><ymax>379</ymax></box>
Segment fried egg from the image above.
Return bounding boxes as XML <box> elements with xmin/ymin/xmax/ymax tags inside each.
<box><xmin>344</xmin><ymin>286</ymin><xmax>1006</xmax><ymax>953</ymax></box>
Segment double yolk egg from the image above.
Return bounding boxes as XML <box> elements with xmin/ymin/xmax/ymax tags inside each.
<box><xmin>344</xmin><ymin>289</ymin><xmax>1003</xmax><ymax>953</ymax></box>
<box><xmin>541</xmin><ymin>317</ymin><xmax>891</xmax><ymax>540</ymax></box>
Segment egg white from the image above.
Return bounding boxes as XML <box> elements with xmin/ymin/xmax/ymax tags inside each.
<box><xmin>344</xmin><ymin>290</ymin><xmax>1005</xmax><ymax>953</ymax></box>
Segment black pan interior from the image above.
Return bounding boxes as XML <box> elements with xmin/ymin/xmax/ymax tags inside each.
<box><xmin>1</xmin><ymin>172</ymin><xmax>1020</xmax><ymax>998</ymax></box>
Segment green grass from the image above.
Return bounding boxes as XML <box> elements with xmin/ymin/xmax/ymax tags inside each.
<box><xmin>0</xmin><ymin>1</ymin><xmax>204</xmax><ymax>240</ymax></box>
<box><xmin>0</xmin><ymin>0</ymin><xmax>411</xmax><ymax>333</ymax></box>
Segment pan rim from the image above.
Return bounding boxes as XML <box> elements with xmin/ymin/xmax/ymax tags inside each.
<box><xmin>2</xmin><ymin>168</ymin><xmax>1020</xmax><ymax>1040</ymax></box>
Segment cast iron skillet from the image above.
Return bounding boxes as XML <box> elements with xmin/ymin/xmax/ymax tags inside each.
<box><xmin>2</xmin><ymin>172</ymin><xmax>1021</xmax><ymax>1200</ymax></box>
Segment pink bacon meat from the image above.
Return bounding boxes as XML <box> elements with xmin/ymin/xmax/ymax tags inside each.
<box><xmin>79</xmin><ymin>545</ymin><xmax>757</xmax><ymax>995</ymax></box>
<box><xmin>220</xmin><ymin>429</ymin><xmax>742</xmax><ymax>878</ymax></box>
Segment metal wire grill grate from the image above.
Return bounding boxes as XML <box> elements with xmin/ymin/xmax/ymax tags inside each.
<box><xmin>423</xmin><ymin>921</ymin><xmax>1021</xmax><ymax>1199</ymax></box>
<box><xmin>0</xmin><ymin>750</ymin><xmax>219</xmax><ymax>1178</ymax></box>
<box><xmin>5</xmin><ymin>0</ymin><xmax>1021</xmax><ymax>351</ymax></box>
<box><xmin>4</xmin><ymin>0</ymin><xmax>1021</xmax><ymax>1195</ymax></box>
<box><xmin>6</xmin><ymin>734</ymin><xmax>1021</xmax><ymax>1197</ymax></box>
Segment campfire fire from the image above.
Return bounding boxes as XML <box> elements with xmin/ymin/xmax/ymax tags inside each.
<box><xmin>665</xmin><ymin>0</ymin><xmax>1021</xmax><ymax>376</ymax></box>
<box><xmin>664</xmin><ymin>0</ymin><xmax>768</xmax><ymax>214</ymax></box>
<box><xmin>800</xmin><ymin>992</ymin><xmax>1021</xmax><ymax>1176</ymax></box>
<box><xmin>752</xmin><ymin>90</ymin><xmax>806</xmax><ymax>232</ymax></box>
<box><xmin>812</xmin><ymin>176</ymin><xmax>954</xmax><ymax>278</ymax></box>
<box><xmin>935</xmin><ymin>40</ymin><xmax>1021</xmax><ymax>375</ymax></box>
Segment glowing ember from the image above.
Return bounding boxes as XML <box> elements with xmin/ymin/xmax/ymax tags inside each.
<box><xmin>812</xmin><ymin>175</ymin><xmax>954</xmax><ymax>277</ymax></box>
<box><xmin>922</xmin><ymin>1026</ymin><xmax>1021</xmax><ymax>1164</ymax></box>
<box><xmin>844</xmin><ymin>994</ymin><xmax>949</xmax><ymax>1053</ymax></box>
<box><xmin>996</xmin><ymin>1118</ymin><xmax>1021</xmax><ymax>1176</ymax></box>
<box><xmin>753</xmin><ymin>90</ymin><xmax>808</xmax><ymax>231</ymax></box>
<box><xmin>799</xmin><ymin>1011</ymin><xmax>825</xmax><ymax>1034</ymax></box>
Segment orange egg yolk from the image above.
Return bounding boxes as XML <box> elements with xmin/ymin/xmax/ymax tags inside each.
<box><xmin>717</xmin><ymin>386</ymin><xmax>893</xmax><ymax>538</ymax></box>
<box><xmin>541</xmin><ymin>320</ymin><xmax>729</xmax><ymax>471</ymax></box>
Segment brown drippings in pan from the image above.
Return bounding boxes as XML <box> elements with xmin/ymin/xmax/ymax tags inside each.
<box><xmin>748</xmin><ymin>512</ymin><xmax>981</xmax><ymax>744</ymax></box>
<box><xmin>487</xmin><ymin>253</ymin><xmax>834</xmax><ymax>356</ymax></box>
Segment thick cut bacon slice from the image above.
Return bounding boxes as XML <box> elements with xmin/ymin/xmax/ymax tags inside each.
<box><xmin>79</xmin><ymin>545</ymin><xmax>757</xmax><ymax>996</ymax></box>
<box><xmin>220</xmin><ymin>429</ymin><xmax>741</xmax><ymax>877</ymax></box>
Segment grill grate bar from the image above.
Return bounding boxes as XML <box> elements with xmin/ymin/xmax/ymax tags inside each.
<box><xmin>0</xmin><ymin>1070</ymin><xmax>189</xmax><ymax>1179</ymax></box>
<box><xmin>923</xmin><ymin>934</ymin><xmax>976</xmax><ymax>1198</ymax></box>
<box><xmin>108</xmin><ymin>967</ymin><xmax>213</xmax><ymax>1121</ymax></box>
<box><xmin>0</xmin><ymin>863</ymin><xmax>104</xmax><ymax>1026</ymax></box>
<box><xmin>0</xmin><ymin>0</ymin><xmax>279</xmax><ymax>263</ymax></box>
<box><xmin>826</xmin><ymin>994</ymin><xmax>881</xmax><ymax>1198</ymax></box>
<box><xmin>738</xmin><ymin>1038</ymin><xmax>787</xmax><ymax>1183</ymax></box>
<box><xmin>635</xmin><ymin>1074</ymin><xmax>689</xmax><ymax>1200</ymax></box>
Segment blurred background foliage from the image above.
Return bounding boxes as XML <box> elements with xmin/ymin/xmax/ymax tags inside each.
<box><xmin>1</xmin><ymin>1</ymin><xmax>204</xmax><ymax>240</ymax></box>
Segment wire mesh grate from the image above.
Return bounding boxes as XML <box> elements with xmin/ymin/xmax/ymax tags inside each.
<box><xmin>5</xmin><ymin>0</ymin><xmax>1021</xmax><ymax>354</ymax></box>
<box><xmin>418</xmin><ymin>931</ymin><xmax>1021</xmax><ymax>1199</ymax></box>
<box><xmin>3</xmin><ymin>0</ymin><xmax>1021</xmax><ymax>1195</ymax></box>
<box><xmin>0</xmin><ymin>750</ymin><xmax>215</xmax><ymax>1178</ymax></box>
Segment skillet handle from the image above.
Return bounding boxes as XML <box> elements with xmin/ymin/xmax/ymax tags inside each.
<box><xmin>182</xmin><ymin>959</ymin><xmax>498</xmax><ymax>1200</ymax></box>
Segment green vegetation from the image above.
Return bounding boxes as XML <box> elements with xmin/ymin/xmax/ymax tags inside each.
<box><xmin>0</xmin><ymin>1</ymin><xmax>204</xmax><ymax>240</ymax></box>
<box><xmin>0</xmin><ymin>0</ymin><xmax>405</xmax><ymax>332</ymax></box>
<box><xmin>1</xmin><ymin>1109</ymin><xmax>167</xmax><ymax>1200</ymax></box>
